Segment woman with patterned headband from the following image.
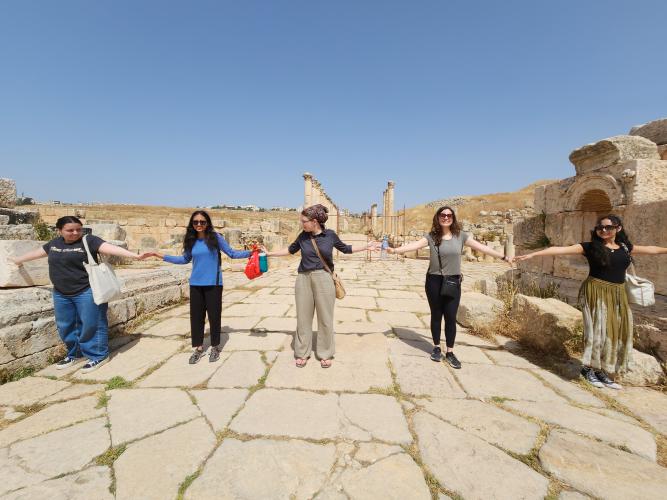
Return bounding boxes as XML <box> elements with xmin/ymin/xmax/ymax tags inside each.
<box><xmin>267</xmin><ymin>204</ymin><xmax>380</xmax><ymax>368</ymax></box>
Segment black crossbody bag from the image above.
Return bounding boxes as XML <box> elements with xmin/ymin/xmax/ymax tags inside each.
<box><xmin>436</xmin><ymin>242</ymin><xmax>462</xmax><ymax>298</ymax></box>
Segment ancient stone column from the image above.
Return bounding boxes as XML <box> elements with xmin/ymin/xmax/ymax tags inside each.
<box><xmin>382</xmin><ymin>189</ymin><xmax>388</xmax><ymax>234</ymax></box>
<box><xmin>387</xmin><ymin>181</ymin><xmax>395</xmax><ymax>235</ymax></box>
<box><xmin>504</xmin><ymin>234</ymin><xmax>515</xmax><ymax>259</ymax></box>
<box><xmin>303</xmin><ymin>173</ymin><xmax>313</xmax><ymax>208</ymax></box>
<box><xmin>371</xmin><ymin>203</ymin><xmax>378</xmax><ymax>233</ymax></box>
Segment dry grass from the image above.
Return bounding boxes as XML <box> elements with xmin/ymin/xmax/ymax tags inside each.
<box><xmin>404</xmin><ymin>179</ymin><xmax>557</xmax><ymax>231</ymax></box>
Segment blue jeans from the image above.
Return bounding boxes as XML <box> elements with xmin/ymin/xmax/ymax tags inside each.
<box><xmin>52</xmin><ymin>287</ymin><xmax>109</xmax><ymax>362</ymax></box>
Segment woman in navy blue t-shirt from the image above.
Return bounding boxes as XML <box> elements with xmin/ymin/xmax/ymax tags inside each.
<box><xmin>151</xmin><ymin>210</ymin><xmax>251</xmax><ymax>364</ymax></box>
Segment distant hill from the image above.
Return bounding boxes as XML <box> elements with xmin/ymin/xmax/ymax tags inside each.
<box><xmin>403</xmin><ymin>179</ymin><xmax>557</xmax><ymax>232</ymax></box>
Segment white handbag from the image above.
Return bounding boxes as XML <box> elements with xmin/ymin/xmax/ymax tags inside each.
<box><xmin>620</xmin><ymin>244</ymin><xmax>655</xmax><ymax>307</ymax></box>
<box><xmin>82</xmin><ymin>235</ymin><xmax>123</xmax><ymax>305</ymax></box>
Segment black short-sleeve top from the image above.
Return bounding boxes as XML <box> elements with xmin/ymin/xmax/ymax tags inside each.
<box><xmin>288</xmin><ymin>229</ymin><xmax>352</xmax><ymax>273</ymax></box>
<box><xmin>43</xmin><ymin>235</ymin><xmax>105</xmax><ymax>295</ymax></box>
<box><xmin>580</xmin><ymin>242</ymin><xmax>631</xmax><ymax>284</ymax></box>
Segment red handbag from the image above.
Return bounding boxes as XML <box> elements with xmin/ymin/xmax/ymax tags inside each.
<box><xmin>244</xmin><ymin>248</ymin><xmax>262</xmax><ymax>280</ymax></box>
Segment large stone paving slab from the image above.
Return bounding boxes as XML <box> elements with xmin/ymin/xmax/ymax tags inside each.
<box><xmin>115</xmin><ymin>418</ymin><xmax>216</xmax><ymax>500</ymax></box>
<box><xmin>0</xmin><ymin>418</ymin><xmax>110</xmax><ymax>495</ymax></box>
<box><xmin>265</xmin><ymin>334</ymin><xmax>392</xmax><ymax>392</ymax></box>
<box><xmin>0</xmin><ymin>395</ymin><xmax>104</xmax><ymax>447</ymax></box>
<box><xmin>191</xmin><ymin>388</ymin><xmax>248</xmax><ymax>431</ymax></box>
<box><xmin>539</xmin><ymin>429</ymin><xmax>667</xmax><ymax>500</ymax></box>
<box><xmin>230</xmin><ymin>389</ymin><xmax>410</xmax><ymax>443</ymax></box>
<box><xmin>0</xmin><ymin>377</ymin><xmax>70</xmax><ymax>407</ymax></box>
<box><xmin>42</xmin><ymin>382</ymin><xmax>106</xmax><ymax>403</ymax></box>
<box><xmin>607</xmin><ymin>386</ymin><xmax>667</xmax><ymax>435</ymax></box>
<box><xmin>368</xmin><ymin>310</ymin><xmax>424</xmax><ymax>328</ymax></box>
<box><xmin>529</xmin><ymin>369</ymin><xmax>605</xmax><ymax>408</ymax></box>
<box><xmin>74</xmin><ymin>337</ymin><xmax>182</xmax><ymax>382</ymax></box>
<box><xmin>221</xmin><ymin>303</ymin><xmax>289</xmax><ymax>317</ymax></box>
<box><xmin>141</xmin><ymin>316</ymin><xmax>191</xmax><ymax>337</ymax></box>
<box><xmin>414</xmin><ymin>412</ymin><xmax>549</xmax><ymax>499</ymax></box>
<box><xmin>337</xmin><ymin>296</ymin><xmax>377</xmax><ymax>309</ymax></box>
<box><xmin>505</xmin><ymin>400</ymin><xmax>657</xmax><ymax>461</ymax></box>
<box><xmin>138</xmin><ymin>351</ymin><xmax>229</xmax><ymax>388</ymax></box>
<box><xmin>3</xmin><ymin>466</ymin><xmax>113</xmax><ymax>500</ymax></box>
<box><xmin>390</xmin><ymin>353</ymin><xmax>466</xmax><ymax>399</ymax></box>
<box><xmin>208</xmin><ymin>351</ymin><xmax>266</xmax><ymax>388</ymax></box>
<box><xmin>220</xmin><ymin>330</ymin><xmax>290</xmax><ymax>351</ymax></box>
<box><xmin>107</xmin><ymin>388</ymin><xmax>200</xmax><ymax>445</ymax></box>
<box><xmin>376</xmin><ymin>298</ymin><xmax>430</xmax><ymax>313</ymax></box>
<box><xmin>378</xmin><ymin>289</ymin><xmax>421</xmax><ymax>299</ymax></box>
<box><xmin>221</xmin><ymin>316</ymin><xmax>260</xmax><ymax>332</ymax></box>
<box><xmin>340</xmin><ymin>453</ymin><xmax>431</xmax><ymax>500</ymax></box>
<box><xmin>421</xmin><ymin>398</ymin><xmax>540</xmax><ymax>455</ymax></box>
<box><xmin>455</xmin><ymin>364</ymin><xmax>566</xmax><ymax>402</ymax></box>
<box><xmin>335</xmin><ymin>321</ymin><xmax>391</xmax><ymax>334</ymax></box>
<box><xmin>185</xmin><ymin>438</ymin><xmax>336</xmax><ymax>500</ymax></box>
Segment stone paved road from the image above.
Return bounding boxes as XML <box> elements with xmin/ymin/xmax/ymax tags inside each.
<box><xmin>1</xmin><ymin>252</ymin><xmax>667</xmax><ymax>499</ymax></box>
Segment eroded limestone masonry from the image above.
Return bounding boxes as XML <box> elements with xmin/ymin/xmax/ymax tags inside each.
<box><xmin>514</xmin><ymin>117</ymin><xmax>667</xmax><ymax>365</ymax></box>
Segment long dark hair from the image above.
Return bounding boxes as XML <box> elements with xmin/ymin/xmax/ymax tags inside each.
<box><xmin>183</xmin><ymin>210</ymin><xmax>219</xmax><ymax>254</ymax></box>
<box><xmin>430</xmin><ymin>206</ymin><xmax>462</xmax><ymax>246</ymax></box>
<box><xmin>56</xmin><ymin>216</ymin><xmax>82</xmax><ymax>229</ymax></box>
<box><xmin>588</xmin><ymin>214</ymin><xmax>633</xmax><ymax>266</ymax></box>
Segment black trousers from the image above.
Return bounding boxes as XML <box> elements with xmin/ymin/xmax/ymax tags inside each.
<box><xmin>189</xmin><ymin>285</ymin><xmax>223</xmax><ymax>348</ymax></box>
<box><xmin>425</xmin><ymin>274</ymin><xmax>461</xmax><ymax>348</ymax></box>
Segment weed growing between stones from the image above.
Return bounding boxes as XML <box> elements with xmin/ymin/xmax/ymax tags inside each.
<box><xmin>106</xmin><ymin>376</ymin><xmax>132</xmax><ymax>390</ymax></box>
<box><xmin>96</xmin><ymin>393</ymin><xmax>110</xmax><ymax>408</ymax></box>
<box><xmin>0</xmin><ymin>366</ymin><xmax>36</xmax><ymax>385</ymax></box>
<box><xmin>656</xmin><ymin>434</ymin><xmax>667</xmax><ymax>468</ymax></box>
<box><xmin>95</xmin><ymin>444</ymin><xmax>127</xmax><ymax>467</ymax></box>
<box><xmin>177</xmin><ymin>471</ymin><xmax>201</xmax><ymax>500</ymax></box>
<box><xmin>247</xmin><ymin>367</ymin><xmax>269</xmax><ymax>396</ymax></box>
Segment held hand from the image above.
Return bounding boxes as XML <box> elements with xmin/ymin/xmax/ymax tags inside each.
<box><xmin>137</xmin><ymin>252</ymin><xmax>153</xmax><ymax>261</ymax></box>
<box><xmin>504</xmin><ymin>256</ymin><xmax>514</xmax><ymax>266</ymax></box>
<box><xmin>387</xmin><ymin>247</ymin><xmax>395</xmax><ymax>254</ymax></box>
<box><xmin>7</xmin><ymin>256</ymin><xmax>22</xmax><ymax>266</ymax></box>
<box><xmin>514</xmin><ymin>254</ymin><xmax>532</xmax><ymax>262</ymax></box>
<box><xmin>367</xmin><ymin>241</ymin><xmax>381</xmax><ymax>251</ymax></box>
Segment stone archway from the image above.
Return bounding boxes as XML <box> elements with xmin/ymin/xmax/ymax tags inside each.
<box><xmin>577</xmin><ymin>189</ymin><xmax>613</xmax><ymax>212</ymax></box>
<box><xmin>563</xmin><ymin>174</ymin><xmax>624</xmax><ymax>212</ymax></box>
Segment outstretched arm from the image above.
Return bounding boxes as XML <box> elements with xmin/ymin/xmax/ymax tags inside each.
<box><xmin>515</xmin><ymin>244</ymin><xmax>584</xmax><ymax>261</ymax></box>
<box><xmin>465</xmin><ymin>238</ymin><xmax>511</xmax><ymax>263</ymax></box>
<box><xmin>8</xmin><ymin>247</ymin><xmax>47</xmax><ymax>265</ymax></box>
<box><xmin>387</xmin><ymin>237</ymin><xmax>429</xmax><ymax>255</ymax></box>
<box><xmin>631</xmin><ymin>245</ymin><xmax>667</xmax><ymax>255</ymax></box>
<box><xmin>217</xmin><ymin>234</ymin><xmax>252</xmax><ymax>259</ymax></box>
<box><xmin>98</xmin><ymin>242</ymin><xmax>151</xmax><ymax>260</ymax></box>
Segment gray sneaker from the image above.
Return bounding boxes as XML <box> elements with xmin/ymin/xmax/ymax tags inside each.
<box><xmin>209</xmin><ymin>346</ymin><xmax>221</xmax><ymax>363</ymax></box>
<box><xmin>595</xmin><ymin>370</ymin><xmax>623</xmax><ymax>390</ymax></box>
<box><xmin>581</xmin><ymin>366</ymin><xmax>604</xmax><ymax>388</ymax></box>
<box><xmin>189</xmin><ymin>349</ymin><xmax>205</xmax><ymax>364</ymax></box>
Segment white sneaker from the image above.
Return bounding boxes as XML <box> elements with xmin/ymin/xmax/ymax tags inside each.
<box><xmin>595</xmin><ymin>370</ymin><xmax>623</xmax><ymax>390</ymax></box>
<box><xmin>80</xmin><ymin>357</ymin><xmax>109</xmax><ymax>374</ymax></box>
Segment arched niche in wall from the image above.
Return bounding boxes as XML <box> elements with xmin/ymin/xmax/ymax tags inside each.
<box><xmin>563</xmin><ymin>174</ymin><xmax>624</xmax><ymax>213</ymax></box>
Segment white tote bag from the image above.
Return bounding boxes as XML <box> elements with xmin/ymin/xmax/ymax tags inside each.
<box><xmin>82</xmin><ymin>235</ymin><xmax>122</xmax><ymax>305</ymax></box>
<box><xmin>625</xmin><ymin>263</ymin><xmax>655</xmax><ymax>307</ymax></box>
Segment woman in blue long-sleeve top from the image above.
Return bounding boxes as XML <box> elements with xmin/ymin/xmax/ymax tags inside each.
<box><xmin>151</xmin><ymin>210</ymin><xmax>251</xmax><ymax>364</ymax></box>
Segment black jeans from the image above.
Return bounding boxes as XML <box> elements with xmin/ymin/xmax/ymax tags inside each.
<box><xmin>425</xmin><ymin>274</ymin><xmax>461</xmax><ymax>348</ymax></box>
<box><xmin>190</xmin><ymin>285</ymin><xmax>223</xmax><ymax>348</ymax></box>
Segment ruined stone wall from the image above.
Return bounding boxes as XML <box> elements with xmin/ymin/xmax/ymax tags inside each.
<box><xmin>514</xmin><ymin>119</ymin><xmax>667</xmax><ymax>366</ymax></box>
<box><xmin>0</xmin><ymin>267</ymin><xmax>191</xmax><ymax>376</ymax></box>
<box><xmin>34</xmin><ymin>204</ymin><xmax>301</xmax><ymax>252</ymax></box>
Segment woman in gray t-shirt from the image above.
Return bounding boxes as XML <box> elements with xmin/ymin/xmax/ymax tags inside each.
<box><xmin>388</xmin><ymin>206</ymin><xmax>511</xmax><ymax>368</ymax></box>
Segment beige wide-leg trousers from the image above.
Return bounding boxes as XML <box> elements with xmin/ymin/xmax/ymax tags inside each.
<box><xmin>294</xmin><ymin>270</ymin><xmax>336</xmax><ymax>360</ymax></box>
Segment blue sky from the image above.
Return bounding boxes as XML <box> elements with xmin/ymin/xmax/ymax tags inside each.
<box><xmin>1</xmin><ymin>1</ymin><xmax>666</xmax><ymax>212</ymax></box>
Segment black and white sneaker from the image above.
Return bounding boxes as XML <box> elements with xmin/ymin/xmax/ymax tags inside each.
<box><xmin>581</xmin><ymin>366</ymin><xmax>604</xmax><ymax>388</ymax></box>
<box><xmin>209</xmin><ymin>346</ymin><xmax>221</xmax><ymax>363</ymax></box>
<box><xmin>80</xmin><ymin>357</ymin><xmax>108</xmax><ymax>374</ymax></box>
<box><xmin>595</xmin><ymin>370</ymin><xmax>622</xmax><ymax>390</ymax></box>
<box><xmin>430</xmin><ymin>346</ymin><xmax>443</xmax><ymax>362</ymax></box>
<box><xmin>56</xmin><ymin>357</ymin><xmax>77</xmax><ymax>370</ymax></box>
<box><xmin>189</xmin><ymin>349</ymin><xmax>205</xmax><ymax>365</ymax></box>
<box><xmin>445</xmin><ymin>352</ymin><xmax>462</xmax><ymax>369</ymax></box>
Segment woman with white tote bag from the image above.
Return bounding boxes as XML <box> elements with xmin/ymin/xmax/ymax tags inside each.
<box><xmin>8</xmin><ymin>216</ymin><xmax>151</xmax><ymax>373</ymax></box>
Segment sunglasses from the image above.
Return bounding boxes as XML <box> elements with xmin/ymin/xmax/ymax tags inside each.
<box><xmin>595</xmin><ymin>224</ymin><xmax>618</xmax><ymax>232</ymax></box>
<box><xmin>439</xmin><ymin>213</ymin><xmax>454</xmax><ymax>219</ymax></box>
<box><xmin>192</xmin><ymin>220</ymin><xmax>208</xmax><ymax>226</ymax></box>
